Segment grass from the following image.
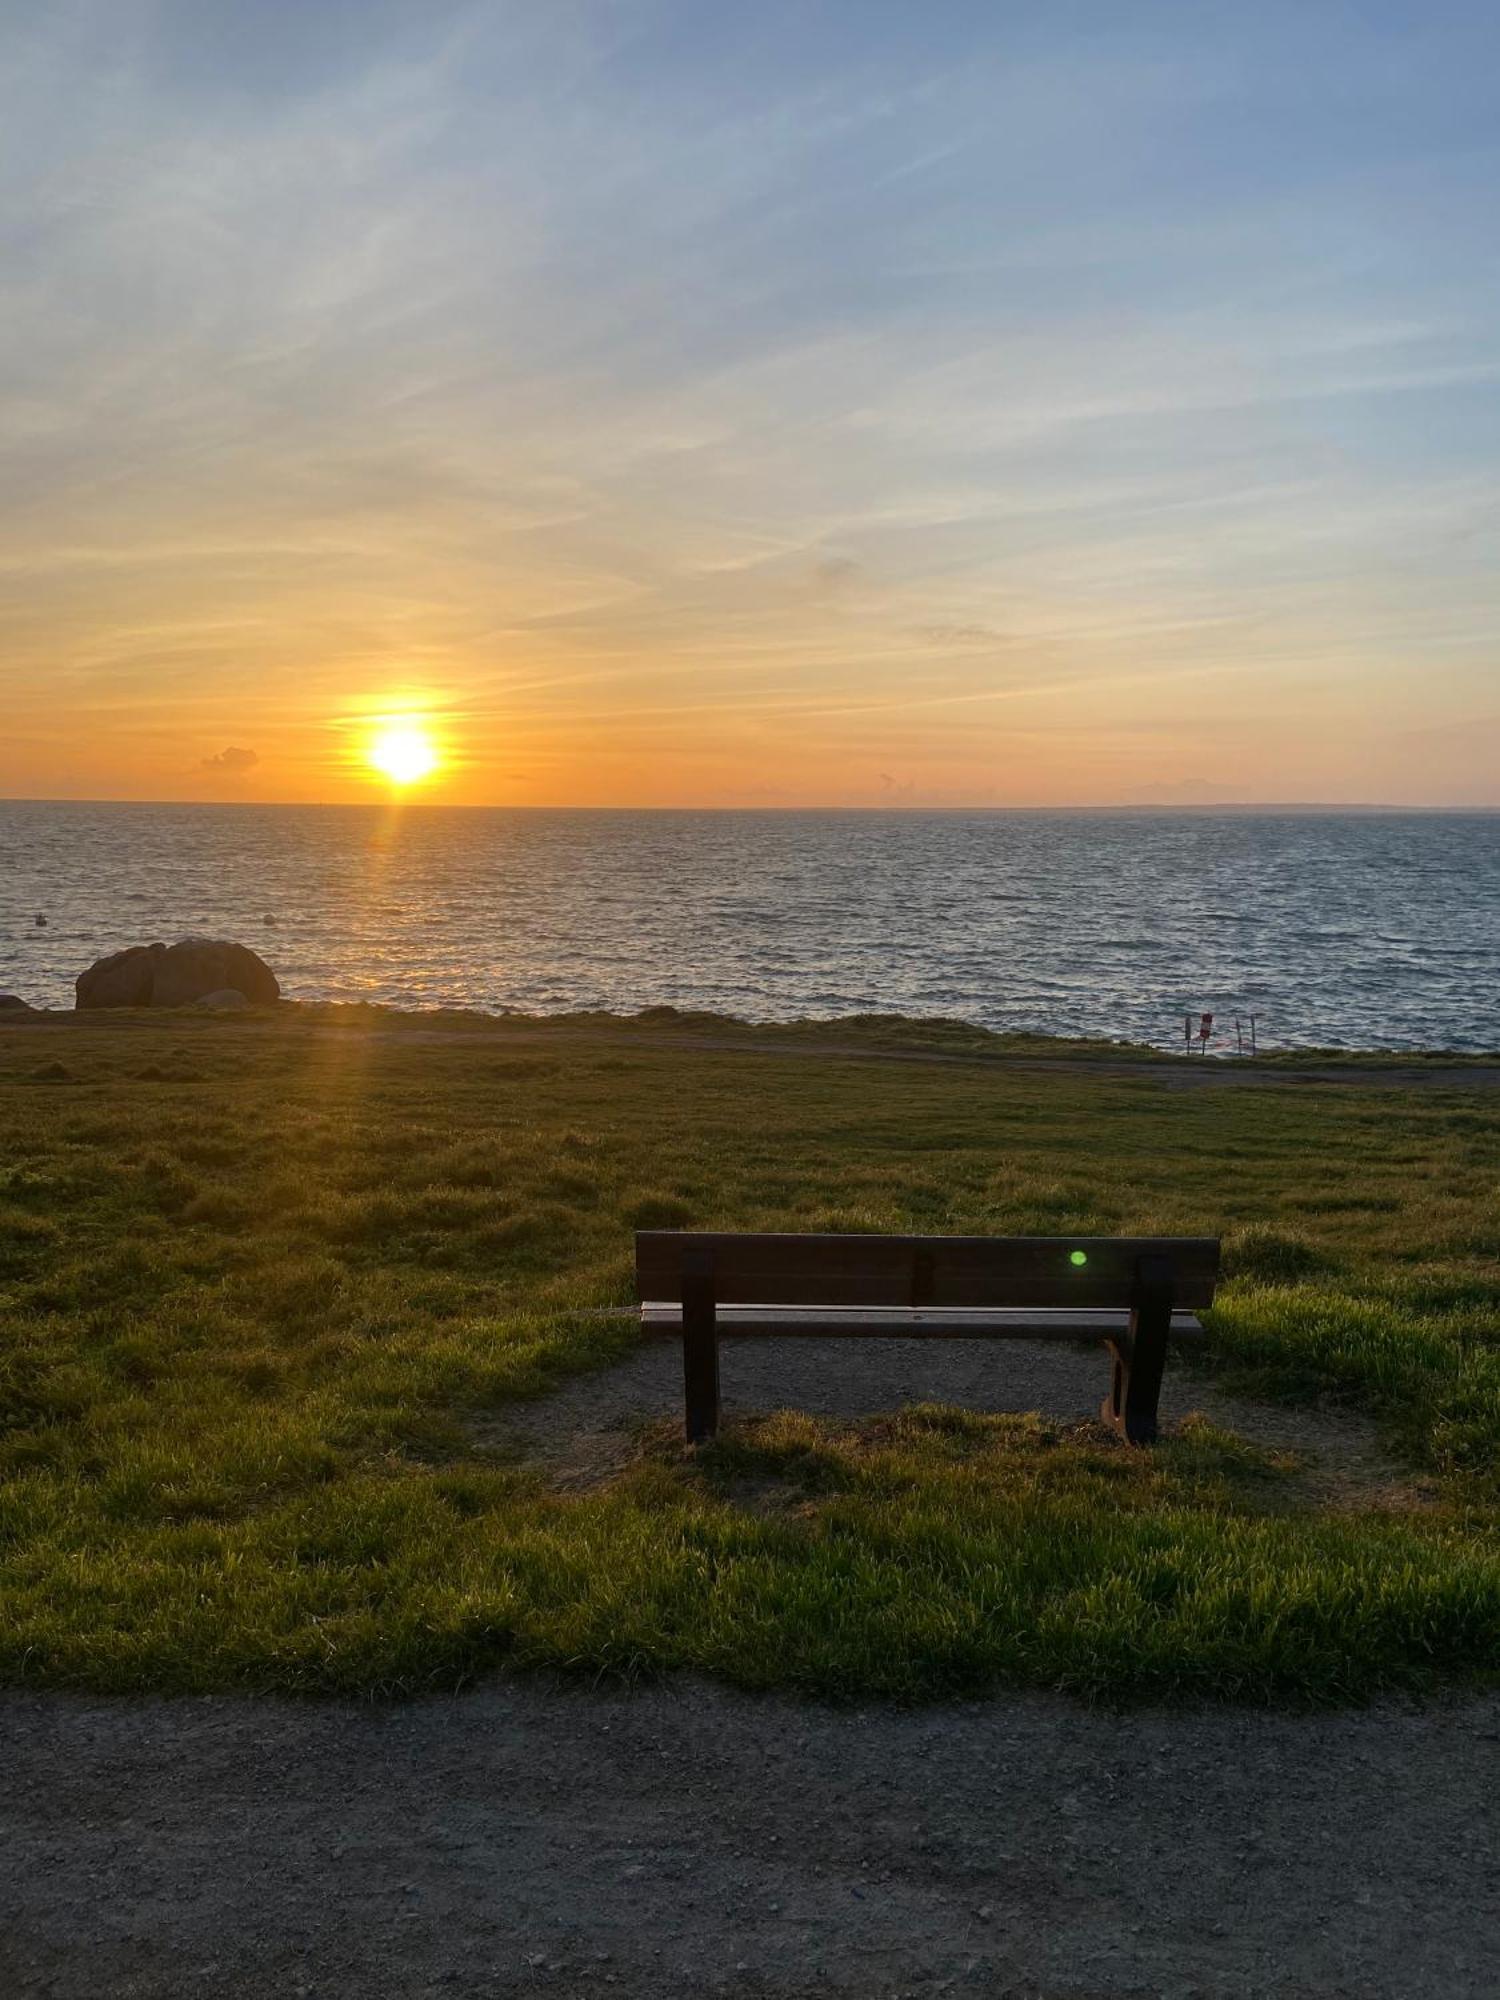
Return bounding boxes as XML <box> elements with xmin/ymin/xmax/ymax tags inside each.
<box><xmin>1</xmin><ymin>1007</ymin><xmax>1498</xmax><ymax>1705</ymax></box>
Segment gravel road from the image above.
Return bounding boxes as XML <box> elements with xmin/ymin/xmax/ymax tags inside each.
<box><xmin>3</xmin><ymin>1678</ymin><xmax>1496</xmax><ymax>2000</ymax></box>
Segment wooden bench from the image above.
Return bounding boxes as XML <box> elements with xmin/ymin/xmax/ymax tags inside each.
<box><xmin>636</xmin><ymin>1232</ymin><xmax>1219</xmax><ymax>1447</ymax></box>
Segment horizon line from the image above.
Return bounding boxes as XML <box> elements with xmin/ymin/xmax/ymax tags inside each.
<box><xmin>4</xmin><ymin>795</ymin><xmax>1500</xmax><ymax>816</ymax></box>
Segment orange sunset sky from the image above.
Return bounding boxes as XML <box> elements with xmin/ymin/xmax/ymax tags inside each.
<box><xmin>4</xmin><ymin>3</ymin><xmax>1498</xmax><ymax>808</ymax></box>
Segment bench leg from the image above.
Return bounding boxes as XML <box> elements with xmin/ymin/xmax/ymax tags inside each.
<box><xmin>682</xmin><ymin>1252</ymin><xmax>720</xmax><ymax>1445</ymax></box>
<box><xmin>1100</xmin><ymin>1257</ymin><xmax>1174</xmax><ymax>1445</ymax></box>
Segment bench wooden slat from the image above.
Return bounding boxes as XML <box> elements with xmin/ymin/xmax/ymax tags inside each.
<box><xmin>641</xmin><ymin>1304</ymin><xmax>1206</xmax><ymax>1341</ymax></box>
<box><xmin>636</xmin><ymin>1232</ymin><xmax>1220</xmax><ymax>1309</ymax></box>
<box><xmin>635</xmin><ymin>1229</ymin><xmax>1220</xmax><ymax>1447</ymax></box>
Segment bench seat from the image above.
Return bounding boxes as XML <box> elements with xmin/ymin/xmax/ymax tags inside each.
<box><xmin>641</xmin><ymin>1303</ymin><xmax>1206</xmax><ymax>1342</ymax></box>
<box><xmin>636</xmin><ymin>1231</ymin><xmax>1220</xmax><ymax>1445</ymax></box>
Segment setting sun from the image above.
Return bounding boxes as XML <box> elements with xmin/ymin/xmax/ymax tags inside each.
<box><xmin>366</xmin><ymin>721</ymin><xmax>440</xmax><ymax>788</ymax></box>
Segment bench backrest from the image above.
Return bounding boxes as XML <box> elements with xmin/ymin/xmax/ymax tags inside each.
<box><xmin>636</xmin><ymin>1232</ymin><xmax>1220</xmax><ymax>1309</ymax></box>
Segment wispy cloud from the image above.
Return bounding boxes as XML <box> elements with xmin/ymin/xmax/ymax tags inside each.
<box><xmin>2</xmin><ymin>2</ymin><xmax>1498</xmax><ymax>802</ymax></box>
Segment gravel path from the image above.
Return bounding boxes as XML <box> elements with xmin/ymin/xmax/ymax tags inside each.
<box><xmin>9</xmin><ymin>1010</ymin><xmax>1500</xmax><ymax>1091</ymax></box>
<box><xmin>3</xmin><ymin>1678</ymin><xmax>1496</xmax><ymax>1999</ymax></box>
<box><xmin>372</xmin><ymin>1026</ymin><xmax>1500</xmax><ymax>1092</ymax></box>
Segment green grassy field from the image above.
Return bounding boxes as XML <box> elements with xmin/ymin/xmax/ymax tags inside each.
<box><xmin>1</xmin><ymin>1009</ymin><xmax>1498</xmax><ymax>1705</ymax></box>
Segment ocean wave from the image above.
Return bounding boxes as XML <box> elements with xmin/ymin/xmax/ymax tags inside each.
<box><xmin>5</xmin><ymin>803</ymin><xmax>1500</xmax><ymax>1051</ymax></box>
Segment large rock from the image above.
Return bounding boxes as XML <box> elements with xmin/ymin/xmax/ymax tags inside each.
<box><xmin>75</xmin><ymin>944</ymin><xmax>161</xmax><ymax>1008</ymax></box>
<box><xmin>0</xmin><ymin>993</ymin><xmax>36</xmax><ymax>1012</ymax></box>
<box><xmin>75</xmin><ymin>939</ymin><xmax>280</xmax><ymax>1011</ymax></box>
<box><xmin>149</xmin><ymin>939</ymin><xmax>279</xmax><ymax>1008</ymax></box>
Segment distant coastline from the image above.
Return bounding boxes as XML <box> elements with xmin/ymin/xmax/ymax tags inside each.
<box><xmin>3</xmin><ymin>796</ymin><xmax>1499</xmax><ymax>814</ymax></box>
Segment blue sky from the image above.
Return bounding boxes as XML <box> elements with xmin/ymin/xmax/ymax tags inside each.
<box><xmin>3</xmin><ymin>0</ymin><xmax>1497</xmax><ymax>802</ymax></box>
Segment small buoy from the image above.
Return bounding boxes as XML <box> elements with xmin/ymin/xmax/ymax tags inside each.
<box><xmin>263</xmin><ymin>914</ymin><xmax>277</xmax><ymax>925</ymax></box>
<box><xmin>34</xmin><ymin>913</ymin><xmax>46</xmax><ymax>927</ymax></box>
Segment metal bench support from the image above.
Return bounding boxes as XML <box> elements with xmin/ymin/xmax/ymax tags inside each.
<box><xmin>1101</xmin><ymin>1254</ymin><xmax>1176</xmax><ymax>1445</ymax></box>
<box><xmin>681</xmin><ymin>1243</ymin><xmax>720</xmax><ymax>1445</ymax></box>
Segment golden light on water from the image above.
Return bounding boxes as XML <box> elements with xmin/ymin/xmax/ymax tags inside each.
<box><xmin>366</xmin><ymin>719</ymin><xmax>440</xmax><ymax>788</ymax></box>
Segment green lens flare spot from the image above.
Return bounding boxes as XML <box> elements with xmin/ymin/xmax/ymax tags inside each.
<box><xmin>1069</xmin><ymin>1250</ymin><xmax>1088</xmax><ymax>1266</ymax></box>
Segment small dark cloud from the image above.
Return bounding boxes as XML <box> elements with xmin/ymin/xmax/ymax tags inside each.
<box><xmin>919</xmin><ymin>623</ymin><xmax>1001</xmax><ymax>646</ymax></box>
<box><xmin>811</xmin><ymin>555</ymin><xmax>864</xmax><ymax>593</ymax></box>
<box><xmin>202</xmin><ymin>746</ymin><xmax>259</xmax><ymax>773</ymax></box>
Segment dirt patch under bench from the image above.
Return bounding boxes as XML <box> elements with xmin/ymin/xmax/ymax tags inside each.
<box><xmin>476</xmin><ymin>1333</ymin><xmax>1431</xmax><ymax>1510</ymax></box>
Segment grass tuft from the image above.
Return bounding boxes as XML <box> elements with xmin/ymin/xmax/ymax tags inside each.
<box><xmin>623</xmin><ymin>1193</ymin><xmax>697</xmax><ymax>1230</ymax></box>
<box><xmin>1222</xmin><ymin>1224</ymin><xmax>1334</xmax><ymax>1284</ymax></box>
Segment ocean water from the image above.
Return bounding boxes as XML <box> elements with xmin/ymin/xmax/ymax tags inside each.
<box><xmin>2</xmin><ymin>802</ymin><xmax>1498</xmax><ymax>1052</ymax></box>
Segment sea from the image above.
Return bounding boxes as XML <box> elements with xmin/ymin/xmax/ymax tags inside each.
<box><xmin>3</xmin><ymin>802</ymin><xmax>1498</xmax><ymax>1053</ymax></box>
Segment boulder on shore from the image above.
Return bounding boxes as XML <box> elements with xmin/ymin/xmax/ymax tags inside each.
<box><xmin>149</xmin><ymin>939</ymin><xmax>279</xmax><ymax>1008</ymax></box>
<box><xmin>75</xmin><ymin>939</ymin><xmax>280</xmax><ymax>1011</ymax></box>
<box><xmin>75</xmin><ymin>945</ymin><xmax>160</xmax><ymax>1008</ymax></box>
<box><xmin>0</xmin><ymin>993</ymin><xmax>36</xmax><ymax>1012</ymax></box>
